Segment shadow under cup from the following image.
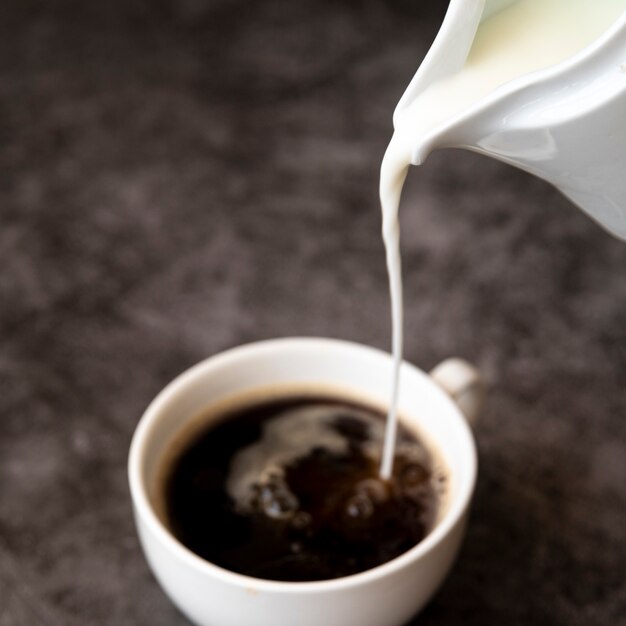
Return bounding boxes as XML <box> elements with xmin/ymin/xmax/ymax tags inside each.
<box><xmin>129</xmin><ymin>338</ymin><xmax>477</xmax><ymax>626</ymax></box>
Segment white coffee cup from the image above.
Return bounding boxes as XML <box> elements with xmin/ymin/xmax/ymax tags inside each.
<box><xmin>128</xmin><ymin>337</ymin><xmax>482</xmax><ymax>626</ymax></box>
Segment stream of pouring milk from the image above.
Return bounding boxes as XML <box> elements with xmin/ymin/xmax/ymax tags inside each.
<box><xmin>378</xmin><ymin>0</ymin><xmax>626</xmax><ymax>479</ymax></box>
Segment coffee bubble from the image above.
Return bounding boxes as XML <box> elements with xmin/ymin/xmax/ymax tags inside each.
<box><xmin>258</xmin><ymin>481</ymin><xmax>298</xmax><ymax>519</ymax></box>
<box><xmin>346</xmin><ymin>493</ymin><xmax>374</xmax><ymax>520</ymax></box>
<box><xmin>400</xmin><ymin>462</ymin><xmax>428</xmax><ymax>487</ymax></box>
<box><xmin>291</xmin><ymin>511</ymin><xmax>312</xmax><ymax>529</ymax></box>
<box><xmin>355</xmin><ymin>478</ymin><xmax>390</xmax><ymax>503</ymax></box>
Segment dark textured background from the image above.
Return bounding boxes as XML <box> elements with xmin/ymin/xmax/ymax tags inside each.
<box><xmin>1</xmin><ymin>1</ymin><xmax>625</xmax><ymax>624</ymax></box>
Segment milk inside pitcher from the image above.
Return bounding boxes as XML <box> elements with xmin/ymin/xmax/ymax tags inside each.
<box><xmin>393</xmin><ymin>0</ymin><xmax>626</xmax><ymax>240</ymax></box>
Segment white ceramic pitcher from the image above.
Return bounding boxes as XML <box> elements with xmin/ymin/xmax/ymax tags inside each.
<box><xmin>395</xmin><ymin>0</ymin><xmax>626</xmax><ymax>240</ymax></box>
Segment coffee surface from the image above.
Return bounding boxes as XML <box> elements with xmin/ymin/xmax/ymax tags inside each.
<box><xmin>163</xmin><ymin>394</ymin><xmax>446</xmax><ymax>582</ymax></box>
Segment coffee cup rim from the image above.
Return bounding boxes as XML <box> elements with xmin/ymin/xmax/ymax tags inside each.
<box><xmin>128</xmin><ymin>337</ymin><xmax>477</xmax><ymax>593</ymax></box>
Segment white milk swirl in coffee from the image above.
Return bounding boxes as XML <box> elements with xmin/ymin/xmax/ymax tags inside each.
<box><xmin>379</xmin><ymin>0</ymin><xmax>626</xmax><ymax>479</ymax></box>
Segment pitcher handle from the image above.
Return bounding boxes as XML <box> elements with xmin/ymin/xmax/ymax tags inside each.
<box><xmin>429</xmin><ymin>358</ymin><xmax>484</xmax><ymax>426</ymax></box>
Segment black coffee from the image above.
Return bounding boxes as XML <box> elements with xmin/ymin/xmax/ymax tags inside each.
<box><xmin>162</xmin><ymin>393</ymin><xmax>446</xmax><ymax>582</ymax></box>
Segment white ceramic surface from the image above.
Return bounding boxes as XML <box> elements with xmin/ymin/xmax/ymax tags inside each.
<box><xmin>396</xmin><ymin>0</ymin><xmax>626</xmax><ymax>240</ymax></box>
<box><xmin>128</xmin><ymin>338</ymin><xmax>481</xmax><ymax>626</ymax></box>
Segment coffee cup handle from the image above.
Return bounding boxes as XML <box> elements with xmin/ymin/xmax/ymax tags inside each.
<box><xmin>429</xmin><ymin>358</ymin><xmax>484</xmax><ymax>426</ymax></box>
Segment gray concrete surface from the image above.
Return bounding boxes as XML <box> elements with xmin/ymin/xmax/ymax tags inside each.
<box><xmin>1</xmin><ymin>1</ymin><xmax>625</xmax><ymax>624</ymax></box>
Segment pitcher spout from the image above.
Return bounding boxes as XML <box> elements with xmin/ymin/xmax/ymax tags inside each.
<box><xmin>394</xmin><ymin>0</ymin><xmax>626</xmax><ymax>241</ymax></box>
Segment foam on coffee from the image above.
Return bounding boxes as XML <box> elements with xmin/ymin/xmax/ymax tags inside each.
<box><xmin>226</xmin><ymin>401</ymin><xmax>437</xmax><ymax>520</ymax></box>
<box><xmin>226</xmin><ymin>403</ymin><xmax>384</xmax><ymax>513</ymax></box>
